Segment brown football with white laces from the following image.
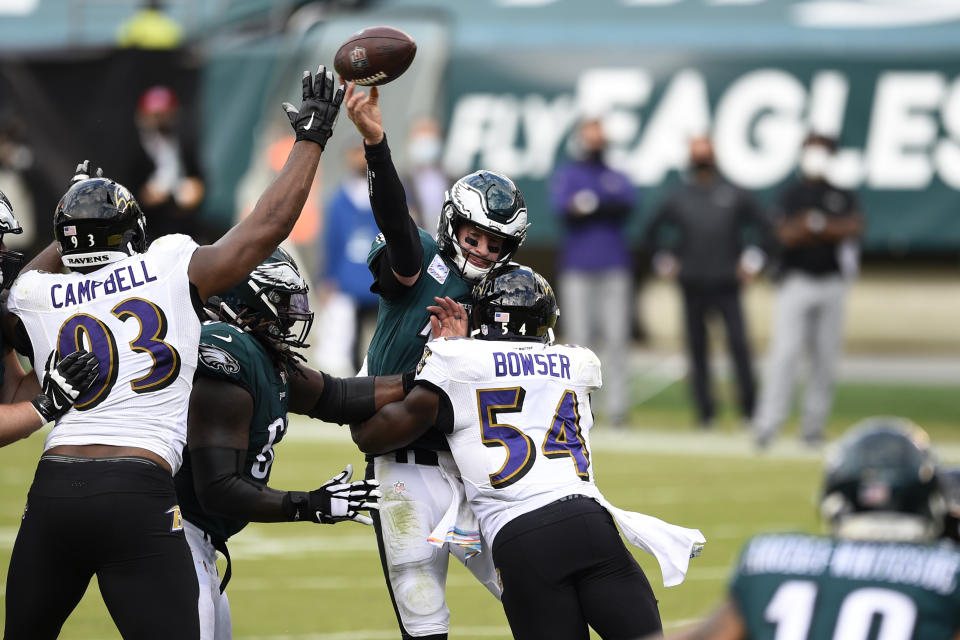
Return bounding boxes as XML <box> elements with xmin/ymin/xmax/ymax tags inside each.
<box><xmin>334</xmin><ymin>26</ymin><xmax>417</xmax><ymax>87</ymax></box>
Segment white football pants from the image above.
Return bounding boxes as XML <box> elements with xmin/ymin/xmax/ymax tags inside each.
<box><xmin>373</xmin><ymin>452</ymin><xmax>502</xmax><ymax>637</ymax></box>
<box><xmin>184</xmin><ymin>519</ymin><xmax>232</xmax><ymax>640</ymax></box>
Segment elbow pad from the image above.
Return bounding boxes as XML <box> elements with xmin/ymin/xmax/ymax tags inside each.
<box><xmin>308</xmin><ymin>373</ymin><xmax>377</xmax><ymax>425</ymax></box>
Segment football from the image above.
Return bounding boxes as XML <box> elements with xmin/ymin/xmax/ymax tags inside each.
<box><xmin>333</xmin><ymin>26</ymin><xmax>417</xmax><ymax>86</ymax></box>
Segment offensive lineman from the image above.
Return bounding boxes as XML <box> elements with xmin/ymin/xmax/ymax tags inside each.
<box><xmin>0</xmin><ymin>191</ymin><xmax>99</xmax><ymax>443</ymax></box>
<box><xmin>659</xmin><ymin>418</ymin><xmax>960</xmax><ymax>640</ymax></box>
<box><xmin>352</xmin><ymin>264</ymin><xmax>705</xmax><ymax>640</ymax></box>
<box><xmin>344</xmin><ymin>82</ymin><xmax>529</xmax><ymax>638</ymax></box>
<box><xmin>1</xmin><ymin>66</ymin><xmax>344</xmax><ymax>639</ymax></box>
<box><xmin>176</xmin><ymin>247</ymin><xmax>406</xmax><ymax>639</ymax></box>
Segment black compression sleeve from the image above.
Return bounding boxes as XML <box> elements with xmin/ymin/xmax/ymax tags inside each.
<box><xmin>190</xmin><ymin>447</ymin><xmax>290</xmax><ymax>522</ymax></box>
<box><xmin>365</xmin><ymin>134</ymin><xmax>423</xmax><ymax>279</ymax></box>
<box><xmin>307</xmin><ymin>373</ymin><xmax>377</xmax><ymax>425</ymax></box>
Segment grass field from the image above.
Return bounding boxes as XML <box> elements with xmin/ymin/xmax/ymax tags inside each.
<box><xmin>0</xmin><ymin>378</ymin><xmax>956</xmax><ymax>639</ymax></box>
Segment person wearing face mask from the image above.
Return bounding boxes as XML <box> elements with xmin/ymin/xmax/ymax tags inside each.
<box><xmin>644</xmin><ymin>135</ymin><xmax>772</xmax><ymax>428</ymax></box>
<box><xmin>753</xmin><ymin>133</ymin><xmax>864</xmax><ymax>449</ymax></box>
<box><xmin>314</xmin><ymin>143</ymin><xmax>381</xmax><ymax>374</ymax></box>
<box><xmin>131</xmin><ymin>85</ymin><xmax>205</xmax><ymax>242</ymax></box>
<box><xmin>549</xmin><ymin>117</ymin><xmax>638</xmax><ymax>429</ymax></box>
<box><xmin>402</xmin><ymin>117</ymin><xmax>449</xmax><ymax>234</ymax></box>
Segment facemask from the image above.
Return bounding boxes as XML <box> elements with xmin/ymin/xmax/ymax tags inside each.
<box><xmin>801</xmin><ymin>146</ymin><xmax>830</xmax><ymax>179</ymax></box>
<box><xmin>408</xmin><ymin>136</ymin><xmax>441</xmax><ymax>166</ymax></box>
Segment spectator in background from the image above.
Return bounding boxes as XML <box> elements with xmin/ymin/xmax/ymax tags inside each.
<box><xmin>753</xmin><ymin>133</ymin><xmax>864</xmax><ymax>449</ymax></box>
<box><xmin>402</xmin><ymin>116</ymin><xmax>448</xmax><ymax>234</ymax></box>
<box><xmin>314</xmin><ymin>143</ymin><xmax>379</xmax><ymax>374</ymax></box>
<box><xmin>117</xmin><ymin>0</ymin><xmax>183</xmax><ymax>50</ymax></box>
<box><xmin>645</xmin><ymin>135</ymin><xmax>771</xmax><ymax>429</ymax></box>
<box><xmin>132</xmin><ymin>85</ymin><xmax>205</xmax><ymax>242</ymax></box>
<box><xmin>550</xmin><ymin>117</ymin><xmax>636</xmax><ymax>428</ymax></box>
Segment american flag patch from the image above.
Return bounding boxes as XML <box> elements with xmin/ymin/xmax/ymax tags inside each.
<box><xmin>494</xmin><ymin>311</ymin><xmax>510</xmax><ymax>322</ymax></box>
<box><xmin>63</xmin><ymin>225</ymin><xmax>77</xmax><ymax>236</ymax></box>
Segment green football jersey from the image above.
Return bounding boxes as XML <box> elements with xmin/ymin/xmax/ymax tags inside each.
<box><xmin>364</xmin><ymin>229</ymin><xmax>471</xmax><ymax>452</ymax></box>
<box><xmin>175</xmin><ymin>321</ymin><xmax>290</xmax><ymax>541</ymax></box>
<box><xmin>731</xmin><ymin>532</ymin><xmax>960</xmax><ymax>640</ymax></box>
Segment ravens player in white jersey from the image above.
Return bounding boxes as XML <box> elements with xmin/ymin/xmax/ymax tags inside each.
<box><xmin>0</xmin><ymin>190</ymin><xmax>99</xmax><ymax>444</ymax></box>
<box><xmin>352</xmin><ymin>263</ymin><xmax>705</xmax><ymax>640</ymax></box>
<box><xmin>659</xmin><ymin>418</ymin><xmax>960</xmax><ymax>640</ymax></box>
<box><xmin>1</xmin><ymin>66</ymin><xmax>344</xmax><ymax>639</ymax></box>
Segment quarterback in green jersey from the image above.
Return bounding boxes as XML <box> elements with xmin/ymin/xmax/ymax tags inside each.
<box><xmin>175</xmin><ymin>248</ymin><xmax>409</xmax><ymax>640</ymax></box>
<box><xmin>662</xmin><ymin>417</ymin><xmax>960</xmax><ymax>640</ymax></box>
<box><xmin>344</xmin><ymin>82</ymin><xmax>529</xmax><ymax>639</ymax></box>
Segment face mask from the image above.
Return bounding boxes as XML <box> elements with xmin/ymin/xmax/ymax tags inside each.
<box><xmin>801</xmin><ymin>146</ymin><xmax>830</xmax><ymax>179</ymax></box>
<box><xmin>408</xmin><ymin>136</ymin><xmax>441</xmax><ymax>166</ymax></box>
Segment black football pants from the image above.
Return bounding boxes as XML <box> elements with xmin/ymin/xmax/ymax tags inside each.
<box><xmin>493</xmin><ymin>496</ymin><xmax>662</xmax><ymax>640</ymax></box>
<box><xmin>681</xmin><ymin>281</ymin><xmax>756</xmax><ymax>424</ymax></box>
<box><xmin>3</xmin><ymin>456</ymin><xmax>200</xmax><ymax>640</ymax></box>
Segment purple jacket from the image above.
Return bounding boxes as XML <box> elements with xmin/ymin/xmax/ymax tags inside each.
<box><xmin>550</xmin><ymin>158</ymin><xmax>637</xmax><ymax>272</ymax></box>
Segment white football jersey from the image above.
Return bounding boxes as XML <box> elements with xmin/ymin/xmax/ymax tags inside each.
<box><xmin>415</xmin><ymin>337</ymin><xmax>603</xmax><ymax>546</ymax></box>
<box><xmin>8</xmin><ymin>234</ymin><xmax>200</xmax><ymax>472</ymax></box>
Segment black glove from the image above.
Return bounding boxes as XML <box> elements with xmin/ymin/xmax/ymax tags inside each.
<box><xmin>283</xmin><ymin>464</ymin><xmax>381</xmax><ymax>525</ymax></box>
<box><xmin>281</xmin><ymin>65</ymin><xmax>345</xmax><ymax>149</ymax></box>
<box><xmin>71</xmin><ymin>160</ymin><xmax>103</xmax><ymax>184</ymax></box>
<box><xmin>31</xmin><ymin>350</ymin><xmax>100</xmax><ymax>423</ymax></box>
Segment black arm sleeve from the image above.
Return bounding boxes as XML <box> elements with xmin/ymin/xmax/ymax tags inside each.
<box><xmin>365</xmin><ymin>134</ymin><xmax>423</xmax><ymax>279</ymax></box>
<box><xmin>190</xmin><ymin>447</ymin><xmax>292</xmax><ymax>522</ymax></box>
<box><xmin>306</xmin><ymin>373</ymin><xmax>377</xmax><ymax>425</ymax></box>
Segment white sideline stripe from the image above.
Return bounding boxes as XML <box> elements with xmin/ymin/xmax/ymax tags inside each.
<box><xmin>286</xmin><ymin>421</ymin><xmax>960</xmax><ymax>462</ymax></box>
<box><xmin>234</xmin><ymin>619</ymin><xmax>704</xmax><ymax>639</ymax></box>
<box><xmin>237</xmin><ymin>627</ymin><xmax>511</xmax><ymax>639</ymax></box>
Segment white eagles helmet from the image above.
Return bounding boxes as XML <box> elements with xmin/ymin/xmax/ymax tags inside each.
<box><xmin>0</xmin><ymin>191</ymin><xmax>24</xmax><ymax>290</ymax></box>
<box><xmin>436</xmin><ymin>170</ymin><xmax>529</xmax><ymax>283</ymax></box>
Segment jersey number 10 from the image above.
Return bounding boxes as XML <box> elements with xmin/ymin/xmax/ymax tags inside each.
<box><xmin>476</xmin><ymin>387</ymin><xmax>591</xmax><ymax>489</ymax></box>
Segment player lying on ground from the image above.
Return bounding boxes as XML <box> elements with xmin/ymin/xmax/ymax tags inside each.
<box><xmin>176</xmin><ymin>247</ymin><xmax>423</xmax><ymax>639</ymax></box>
<box><xmin>0</xmin><ymin>191</ymin><xmax>102</xmax><ymax>442</ymax></box>
<box><xmin>352</xmin><ymin>263</ymin><xmax>705</xmax><ymax>640</ymax></box>
<box><xmin>344</xmin><ymin>80</ymin><xmax>531</xmax><ymax>638</ymax></box>
<box><xmin>655</xmin><ymin>418</ymin><xmax>960</xmax><ymax>640</ymax></box>
<box><xmin>1</xmin><ymin>66</ymin><xmax>344</xmax><ymax>640</ymax></box>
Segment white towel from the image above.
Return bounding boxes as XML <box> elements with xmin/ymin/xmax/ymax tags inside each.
<box><xmin>427</xmin><ymin>455</ymin><xmax>482</xmax><ymax>558</ymax></box>
<box><xmin>596</xmin><ymin>495</ymin><xmax>705</xmax><ymax>588</ymax></box>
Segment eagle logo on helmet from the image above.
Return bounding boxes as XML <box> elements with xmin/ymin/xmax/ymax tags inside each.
<box><xmin>198</xmin><ymin>344</ymin><xmax>241</xmax><ymax>374</ymax></box>
<box><xmin>254</xmin><ymin>260</ymin><xmax>307</xmax><ymax>290</ymax></box>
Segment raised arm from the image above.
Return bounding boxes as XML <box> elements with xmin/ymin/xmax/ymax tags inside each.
<box><xmin>187</xmin><ymin>375</ymin><xmax>379</xmax><ymax>525</ymax></box>
<box><xmin>345</xmin><ymin>83</ymin><xmax>423</xmax><ymax>291</ymax></box>
<box><xmin>188</xmin><ymin>66</ymin><xmax>344</xmax><ymax>301</ymax></box>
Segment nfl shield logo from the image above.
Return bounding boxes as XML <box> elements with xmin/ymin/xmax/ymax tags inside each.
<box><xmin>350</xmin><ymin>46</ymin><xmax>369</xmax><ymax>70</ymax></box>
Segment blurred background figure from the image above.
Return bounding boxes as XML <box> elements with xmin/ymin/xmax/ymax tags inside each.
<box><xmin>754</xmin><ymin>133</ymin><xmax>864</xmax><ymax>449</ymax></box>
<box><xmin>313</xmin><ymin>143</ymin><xmax>379</xmax><ymax>376</ymax></box>
<box><xmin>116</xmin><ymin>0</ymin><xmax>184</xmax><ymax>50</ymax></box>
<box><xmin>644</xmin><ymin>135</ymin><xmax>770</xmax><ymax>429</ymax></box>
<box><xmin>550</xmin><ymin>117</ymin><xmax>637</xmax><ymax>428</ymax></box>
<box><xmin>132</xmin><ymin>85</ymin><xmax>205</xmax><ymax>242</ymax></box>
<box><xmin>402</xmin><ymin>116</ymin><xmax>448</xmax><ymax>234</ymax></box>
